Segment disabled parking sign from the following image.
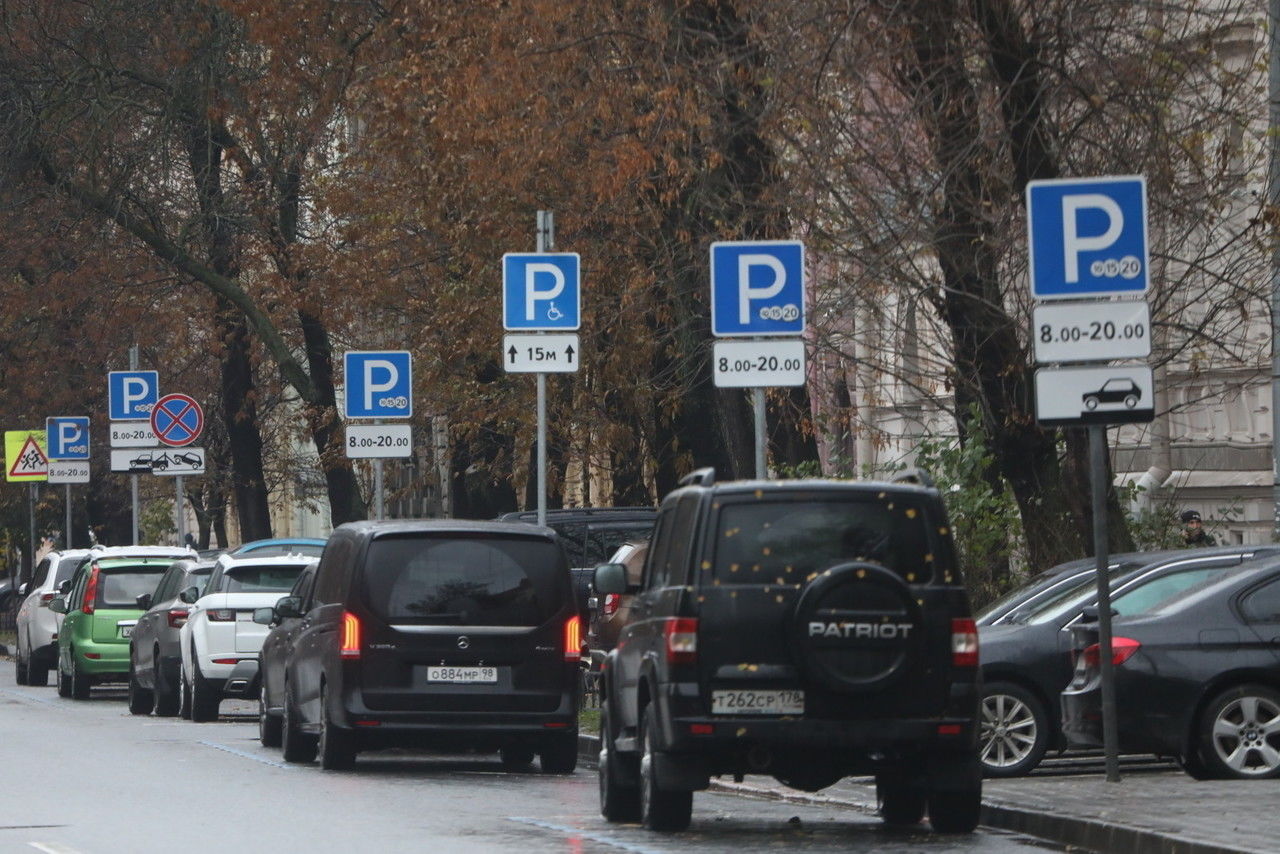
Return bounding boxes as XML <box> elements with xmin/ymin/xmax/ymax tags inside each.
<box><xmin>503</xmin><ymin>253</ymin><xmax>581</xmax><ymax>331</ymax></box>
<box><xmin>1027</xmin><ymin>176</ymin><xmax>1149</xmax><ymax>300</ymax></box>
<box><xmin>710</xmin><ymin>241</ymin><xmax>805</xmax><ymax>337</ymax></box>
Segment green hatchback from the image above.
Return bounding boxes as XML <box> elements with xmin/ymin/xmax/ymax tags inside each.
<box><xmin>51</xmin><ymin>556</ymin><xmax>175</xmax><ymax>699</ymax></box>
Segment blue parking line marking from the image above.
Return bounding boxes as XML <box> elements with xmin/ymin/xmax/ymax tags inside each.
<box><xmin>199</xmin><ymin>740</ymin><xmax>295</xmax><ymax>770</ymax></box>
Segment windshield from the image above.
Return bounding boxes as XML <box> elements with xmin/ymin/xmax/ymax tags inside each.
<box><xmin>1016</xmin><ymin>564</ymin><xmax>1132</xmax><ymax>625</ymax></box>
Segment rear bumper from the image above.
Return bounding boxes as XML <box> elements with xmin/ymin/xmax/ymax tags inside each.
<box><xmin>222</xmin><ymin>659</ymin><xmax>260</xmax><ymax>698</ymax></box>
<box><xmin>71</xmin><ymin>639</ymin><xmax>130</xmax><ymax>676</ymax></box>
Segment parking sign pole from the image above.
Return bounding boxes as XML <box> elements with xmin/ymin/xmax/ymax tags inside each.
<box><xmin>534</xmin><ymin>210</ymin><xmax>553</xmax><ymax>528</ymax></box>
<box><xmin>1090</xmin><ymin>425</ymin><xmax>1121</xmax><ymax>783</ymax></box>
<box><xmin>175</xmin><ymin>474</ymin><xmax>185</xmax><ymax>544</ymax></box>
<box><xmin>129</xmin><ymin>344</ymin><xmax>140</xmax><ymax>544</ymax></box>
<box><xmin>374</xmin><ymin>420</ymin><xmax>385</xmax><ymax>520</ymax></box>
<box><xmin>753</xmin><ymin>388</ymin><xmax>766</xmax><ymax>479</ymax></box>
<box><xmin>65</xmin><ymin>483</ymin><xmax>72</xmax><ymax>549</ymax></box>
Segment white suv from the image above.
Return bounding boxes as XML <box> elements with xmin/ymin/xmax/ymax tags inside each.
<box><xmin>180</xmin><ymin>553</ymin><xmax>316</xmax><ymax>721</ymax></box>
<box><xmin>15</xmin><ymin>544</ymin><xmax>195</xmax><ymax>686</ymax></box>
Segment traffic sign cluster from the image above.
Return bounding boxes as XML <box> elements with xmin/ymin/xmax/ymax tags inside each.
<box><xmin>1029</xmin><ymin>176</ymin><xmax>1155</xmax><ymax>427</ymax></box>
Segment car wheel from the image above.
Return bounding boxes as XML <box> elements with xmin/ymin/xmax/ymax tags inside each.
<box><xmin>979</xmin><ymin>681</ymin><xmax>1050</xmax><ymax>777</ymax></box>
<box><xmin>639</xmin><ymin>708</ymin><xmax>692</xmax><ymax>832</ymax></box>
<box><xmin>539</xmin><ymin>730</ymin><xmax>578</xmax><ymax>774</ymax></box>
<box><xmin>598</xmin><ymin>703</ymin><xmax>641</xmax><ymax>822</ymax></box>
<box><xmin>1123</xmin><ymin>394</ymin><xmax>1138</xmax><ymax>408</ymax></box>
<box><xmin>1084</xmin><ymin>396</ymin><xmax>1099</xmax><ymax>410</ymax></box>
<box><xmin>56</xmin><ymin>658</ymin><xmax>71</xmax><ymax>698</ymax></box>
<box><xmin>179</xmin><ymin>668</ymin><xmax>193</xmax><ymax>719</ymax></box>
<box><xmin>1177</xmin><ymin>747</ymin><xmax>1214</xmax><ymax>781</ymax></box>
<box><xmin>281</xmin><ymin>680</ymin><xmax>318</xmax><ymax>763</ymax></box>
<box><xmin>189</xmin><ymin>656</ymin><xmax>221</xmax><ymax>723</ymax></box>
<box><xmin>1197</xmin><ymin>684</ymin><xmax>1280</xmax><ymax>779</ymax></box>
<box><xmin>27</xmin><ymin>660</ymin><xmax>49</xmax><ymax>687</ymax></box>
<box><xmin>500</xmin><ymin>746</ymin><xmax>535</xmax><ymax>770</ymax></box>
<box><xmin>153</xmin><ymin>660</ymin><xmax>179</xmax><ymax>717</ymax></box>
<box><xmin>14</xmin><ymin>650</ymin><xmax>29</xmax><ymax>685</ymax></box>
<box><xmin>876</xmin><ymin>770</ymin><xmax>926</xmax><ymax>826</ymax></box>
<box><xmin>259</xmin><ymin>681</ymin><xmax>282</xmax><ymax>748</ymax></box>
<box><xmin>317</xmin><ymin>683</ymin><xmax>356</xmax><ymax>770</ymax></box>
<box><xmin>127</xmin><ymin>657</ymin><xmax>153</xmax><ymax>715</ymax></box>
<box><xmin>926</xmin><ymin>755</ymin><xmax>983</xmax><ymax>834</ymax></box>
<box><xmin>69</xmin><ymin>652</ymin><xmax>91</xmax><ymax>700</ymax></box>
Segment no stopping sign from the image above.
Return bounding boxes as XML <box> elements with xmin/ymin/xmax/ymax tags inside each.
<box><xmin>150</xmin><ymin>393</ymin><xmax>204</xmax><ymax>447</ymax></box>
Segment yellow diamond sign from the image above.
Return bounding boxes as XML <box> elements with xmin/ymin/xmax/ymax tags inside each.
<box><xmin>5</xmin><ymin>430</ymin><xmax>49</xmax><ymax>482</ymax></box>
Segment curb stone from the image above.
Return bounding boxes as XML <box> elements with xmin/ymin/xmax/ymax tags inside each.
<box><xmin>576</xmin><ymin>733</ymin><xmax>1256</xmax><ymax>854</ymax></box>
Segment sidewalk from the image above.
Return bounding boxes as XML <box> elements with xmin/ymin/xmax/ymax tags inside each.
<box><xmin>577</xmin><ymin>735</ymin><xmax>1274</xmax><ymax>854</ymax></box>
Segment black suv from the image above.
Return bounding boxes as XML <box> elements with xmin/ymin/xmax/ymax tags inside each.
<box><xmin>496</xmin><ymin>507</ymin><xmax>656</xmax><ymax>621</ymax></box>
<box><xmin>594</xmin><ymin>470</ymin><xmax>981</xmax><ymax>832</ymax></box>
<box><xmin>274</xmin><ymin>520</ymin><xmax>582</xmax><ymax>771</ymax></box>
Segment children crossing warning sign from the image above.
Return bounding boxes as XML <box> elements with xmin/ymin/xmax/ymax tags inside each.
<box><xmin>5</xmin><ymin>431</ymin><xmax>49</xmax><ymax>482</ymax></box>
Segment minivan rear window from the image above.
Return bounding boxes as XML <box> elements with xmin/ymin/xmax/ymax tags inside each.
<box><xmin>361</xmin><ymin>535</ymin><xmax>568</xmax><ymax>626</ymax></box>
<box><xmin>99</xmin><ymin>566</ymin><xmax>166</xmax><ymax>609</ymax></box>
<box><xmin>711</xmin><ymin>499</ymin><xmax>935</xmax><ymax>584</ymax></box>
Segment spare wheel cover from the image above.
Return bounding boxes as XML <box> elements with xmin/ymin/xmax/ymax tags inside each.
<box><xmin>792</xmin><ymin>561</ymin><xmax>923</xmax><ymax>693</ymax></box>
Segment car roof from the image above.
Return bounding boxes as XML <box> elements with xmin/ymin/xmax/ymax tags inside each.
<box><xmin>230</xmin><ymin>538</ymin><xmax>327</xmax><ymax>553</ymax></box>
<box><xmin>496</xmin><ymin>507</ymin><xmax>656</xmax><ymax>522</ymax></box>
<box><xmin>215</xmin><ymin>552</ymin><xmax>321</xmax><ymax>570</ymax></box>
<box><xmin>93</xmin><ymin>555</ymin><xmax>187</xmax><ymax>568</ymax></box>
<box><xmin>86</xmin><ymin>545</ymin><xmax>197</xmax><ymax>559</ymax></box>
<box><xmin>338</xmin><ymin>519</ymin><xmax>560</xmax><ymax>541</ymax></box>
<box><xmin>688</xmin><ymin>477</ymin><xmax>939</xmax><ymax>499</ymax></box>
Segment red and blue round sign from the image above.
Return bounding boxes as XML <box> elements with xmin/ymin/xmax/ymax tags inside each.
<box><xmin>150</xmin><ymin>393</ymin><xmax>204</xmax><ymax>448</ymax></box>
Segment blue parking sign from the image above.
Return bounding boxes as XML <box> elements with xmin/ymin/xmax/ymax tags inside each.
<box><xmin>503</xmin><ymin>253</ymin><xmax>581</xmax><ymax>330</ymax></box>
<box><xmin>710</xmin><ymin>241</ymin><xmax>805</xmax><ymax>337</ymax></box>
<box><xmin>1027</xmin><ymin>176</ymin><xmax>1149</xmax><ymax>300</ymax></box>
<box><xmin>108</xmin><ymin>371</ymin><xmax>159</xmax><ymax>421</ymax></box>
<box><xmin>46</xmin><ymin>416</ymin><xmax>90</xmax><ymax>460</ymax></box>
<box><xmin>344</xmin><ymin>351</ymin><xmax>412</xmax><ymax>419</ymax></box>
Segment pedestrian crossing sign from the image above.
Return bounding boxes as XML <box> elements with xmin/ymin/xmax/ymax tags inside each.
<box><xmin>5</xmin><ymin>431</ymin><xmax>48</xmax><ymax>482</ymax></box>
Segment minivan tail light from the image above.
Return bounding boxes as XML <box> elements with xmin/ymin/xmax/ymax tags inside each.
<box><xmin>1083</xmin><ymin>637</ymin><xmax>1141</xmax><ymax>669</ymax></box>
<box><xmin>167</xmin><ymin>609</ymin><xmax>189</xmax><ymax>629</ymax></box>
<box><xmin>602</xmin><ymin>593</ymin><xmax>620</xmax><ymax>617</ymax></box>
<box><xmin>564</xmin><ymin>615</ymin><xmax>582</xmax><ymax>661</ymax></box>
<box><xmin>951</xmin><ymin>618</ymin><xmax>978</xmax><ymax>667</ymax></box>
<box><xmin>82</xmin><ymin>567</ymin><xmax>100</xmax><ymax>615</ymax></box>
<box><xmin>340</xmin><ymin>611</ymin><xmax>361</xmax><ymax>659</ymax></box>
<box><xmin>664</xmin><ymin>618</ymin><xmax>698</xmax><ymax>664</ymax></box>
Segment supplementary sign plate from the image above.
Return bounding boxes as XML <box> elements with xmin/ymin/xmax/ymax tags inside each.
<box><xmin>1035</xmin><ymin>364</ymin><xmax>1155</xmax><ymax>426</ymax></box>
<box><xmin>1033</xmin><ymin>300</ymin><xmax>1151</xmax><ymax>363</ymax></box>
<box><xmin>346</xmin><ymin>424</ymin><xmax>413</xmax><ymax>459</ymax></box>
<box><xmin>503</xmin><ymin>334</ymin><xmax>580</xmax><ymax>373</ymax></box>
<box><xmin>48</xmin><ymin>461</ymin><xmax>90</xmax><ymax>484</ymax></box>
<box><xmin>110</xmin><ymin>422</ymin><xmax>159</xmax><ymax>448</ymax></box>
<box><xmin>713</xmin><ymin>339</ymin><xmax>805</xmax><ymax>388</ymax></box>
<box><xmin>111</xmin><ymin>447</ymin><xmax>205</xmax><ymax>475</ymax></box>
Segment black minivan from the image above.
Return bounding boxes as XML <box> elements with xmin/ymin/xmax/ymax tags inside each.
<box><xmin>273</xmin><ymin>520</ymin><xmax>582</xmax><ymax>771</ymax></box>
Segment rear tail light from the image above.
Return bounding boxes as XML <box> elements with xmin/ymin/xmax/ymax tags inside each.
<box><xmin>40</xmin><ymin>592</ymin><xmax>56</xmax><ymax>604</ymax></box>
<box><xmin>207</xmin><ymin>609</ymin><xmax>236</xmax><ymax>622</ymax></box>
<box><xmin>951</xmin><ymin>618</ymin><xmax>978</xmax><ymax>667</ymax></box>
<box><xmin>339</xmin><ymin>611</ymin><xmax>361</xmax><ymax>659</ymax></box>
<box><xmin>212</xmin><ymin>658</ymin><xmax>240</xmax><ymax>665</ymax></box>
<box><xmin>167</xmin><ymin>609</ymin><xmax>189</xmax><ymax>629</ymax></box>
<box><xmin>82</xmin><ymin>567</ymin><xmax>100</xmax><ymax>615</ymax></box>
<box><xmin>564</xmin><ymin>615</ymin><xmax>582</xmax><ymax>661</ymax></box>
<box><xmin>1082</xmin><ymin>637</ymin><xmax>1141</xmax><ymax>669</ymax></box>
<box><xmin>602</xmin><ymin>593</ymin><xmax>620</xmax><ymax>617</ymax></box>
<box><xmin>664</xmin><ymin>618</ymin><xmax>698</xmax><ymax>664</ymax></box>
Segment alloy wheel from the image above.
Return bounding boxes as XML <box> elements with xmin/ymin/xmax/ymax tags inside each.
<box><xmin>1207</xmin><ymin>694</ymin><xmax>1280</xmax><ymax>777</ymax></box>
<box><xmin>980</xmin><ymin>691</ymin><xmax>1039</xmax><ymax>770</ymax></box>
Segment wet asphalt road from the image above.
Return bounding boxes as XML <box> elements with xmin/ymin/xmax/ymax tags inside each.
<box><xmin>0</xmin><ymin>663</ymin><xmax>1061</xmax><ymax>854</ymax></box>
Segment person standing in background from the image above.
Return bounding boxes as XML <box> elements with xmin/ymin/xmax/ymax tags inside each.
<box><xmin>1181</xmin><ymin>510</ymin><xmax>1217</xmax><ymax>547</ymax></box>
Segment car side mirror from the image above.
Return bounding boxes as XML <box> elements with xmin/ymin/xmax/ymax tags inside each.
<box><xmin>48</xmin><ymin>597</ymin><xmax>67</xmax><ymax>614</ymax></box>
<box><xmin>274</xmin><ymin>596</ymin><xmax>305</xmax><ymax>620</ymax></box>
<box><xmin>252</xmin><ymin>607</ymin><xmax>276</xmax><ymax>626</ymax></box>
<box><xmin>179</xmin><ymin>586</ymin><xmax>199</xmax><ymax>604</ymax></box>
<box><xmin>58</xmin><ymin>580</ymin><xmax>72</xmax><ymax>594</ymax></box>
<box><xmin>594</xmin><ymin>563</ymin><xmax>627</xmax><ymax>596</ymax></box>
<box><xmin>136</xmin><ymin>593</ymin><xmax>152</xmax><ymax>611</ymax></box>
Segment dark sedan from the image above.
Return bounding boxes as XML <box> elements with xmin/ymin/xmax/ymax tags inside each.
<box><xmin>979</xmin><ymin>545</ymin><xmax>1280</xmax><ymax>777</ymax></box>
<box><xmin>254</xmin><ymin>562</ymin><xmax>318</xmax><ymax>747</ymax></box>
<box><xmin>1062</xmin><ymin>555</ymin><xmax>1280</xmax><ymax>779</ymax></box>
<box><xmin>128</xmin><ymin>558</ymin><xmax>215</xmax><ymax>716</ymax></box>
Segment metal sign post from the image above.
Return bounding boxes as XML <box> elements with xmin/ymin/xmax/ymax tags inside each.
<box><xmin>501</xmin><ymin>212</ymin><xmax>581</xmax><ymax>529</ymax></box>
<box><xmin>1028</xmin><ymin>175</ymin><xmax>1154</xmax><ymax>784</ymax></box>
